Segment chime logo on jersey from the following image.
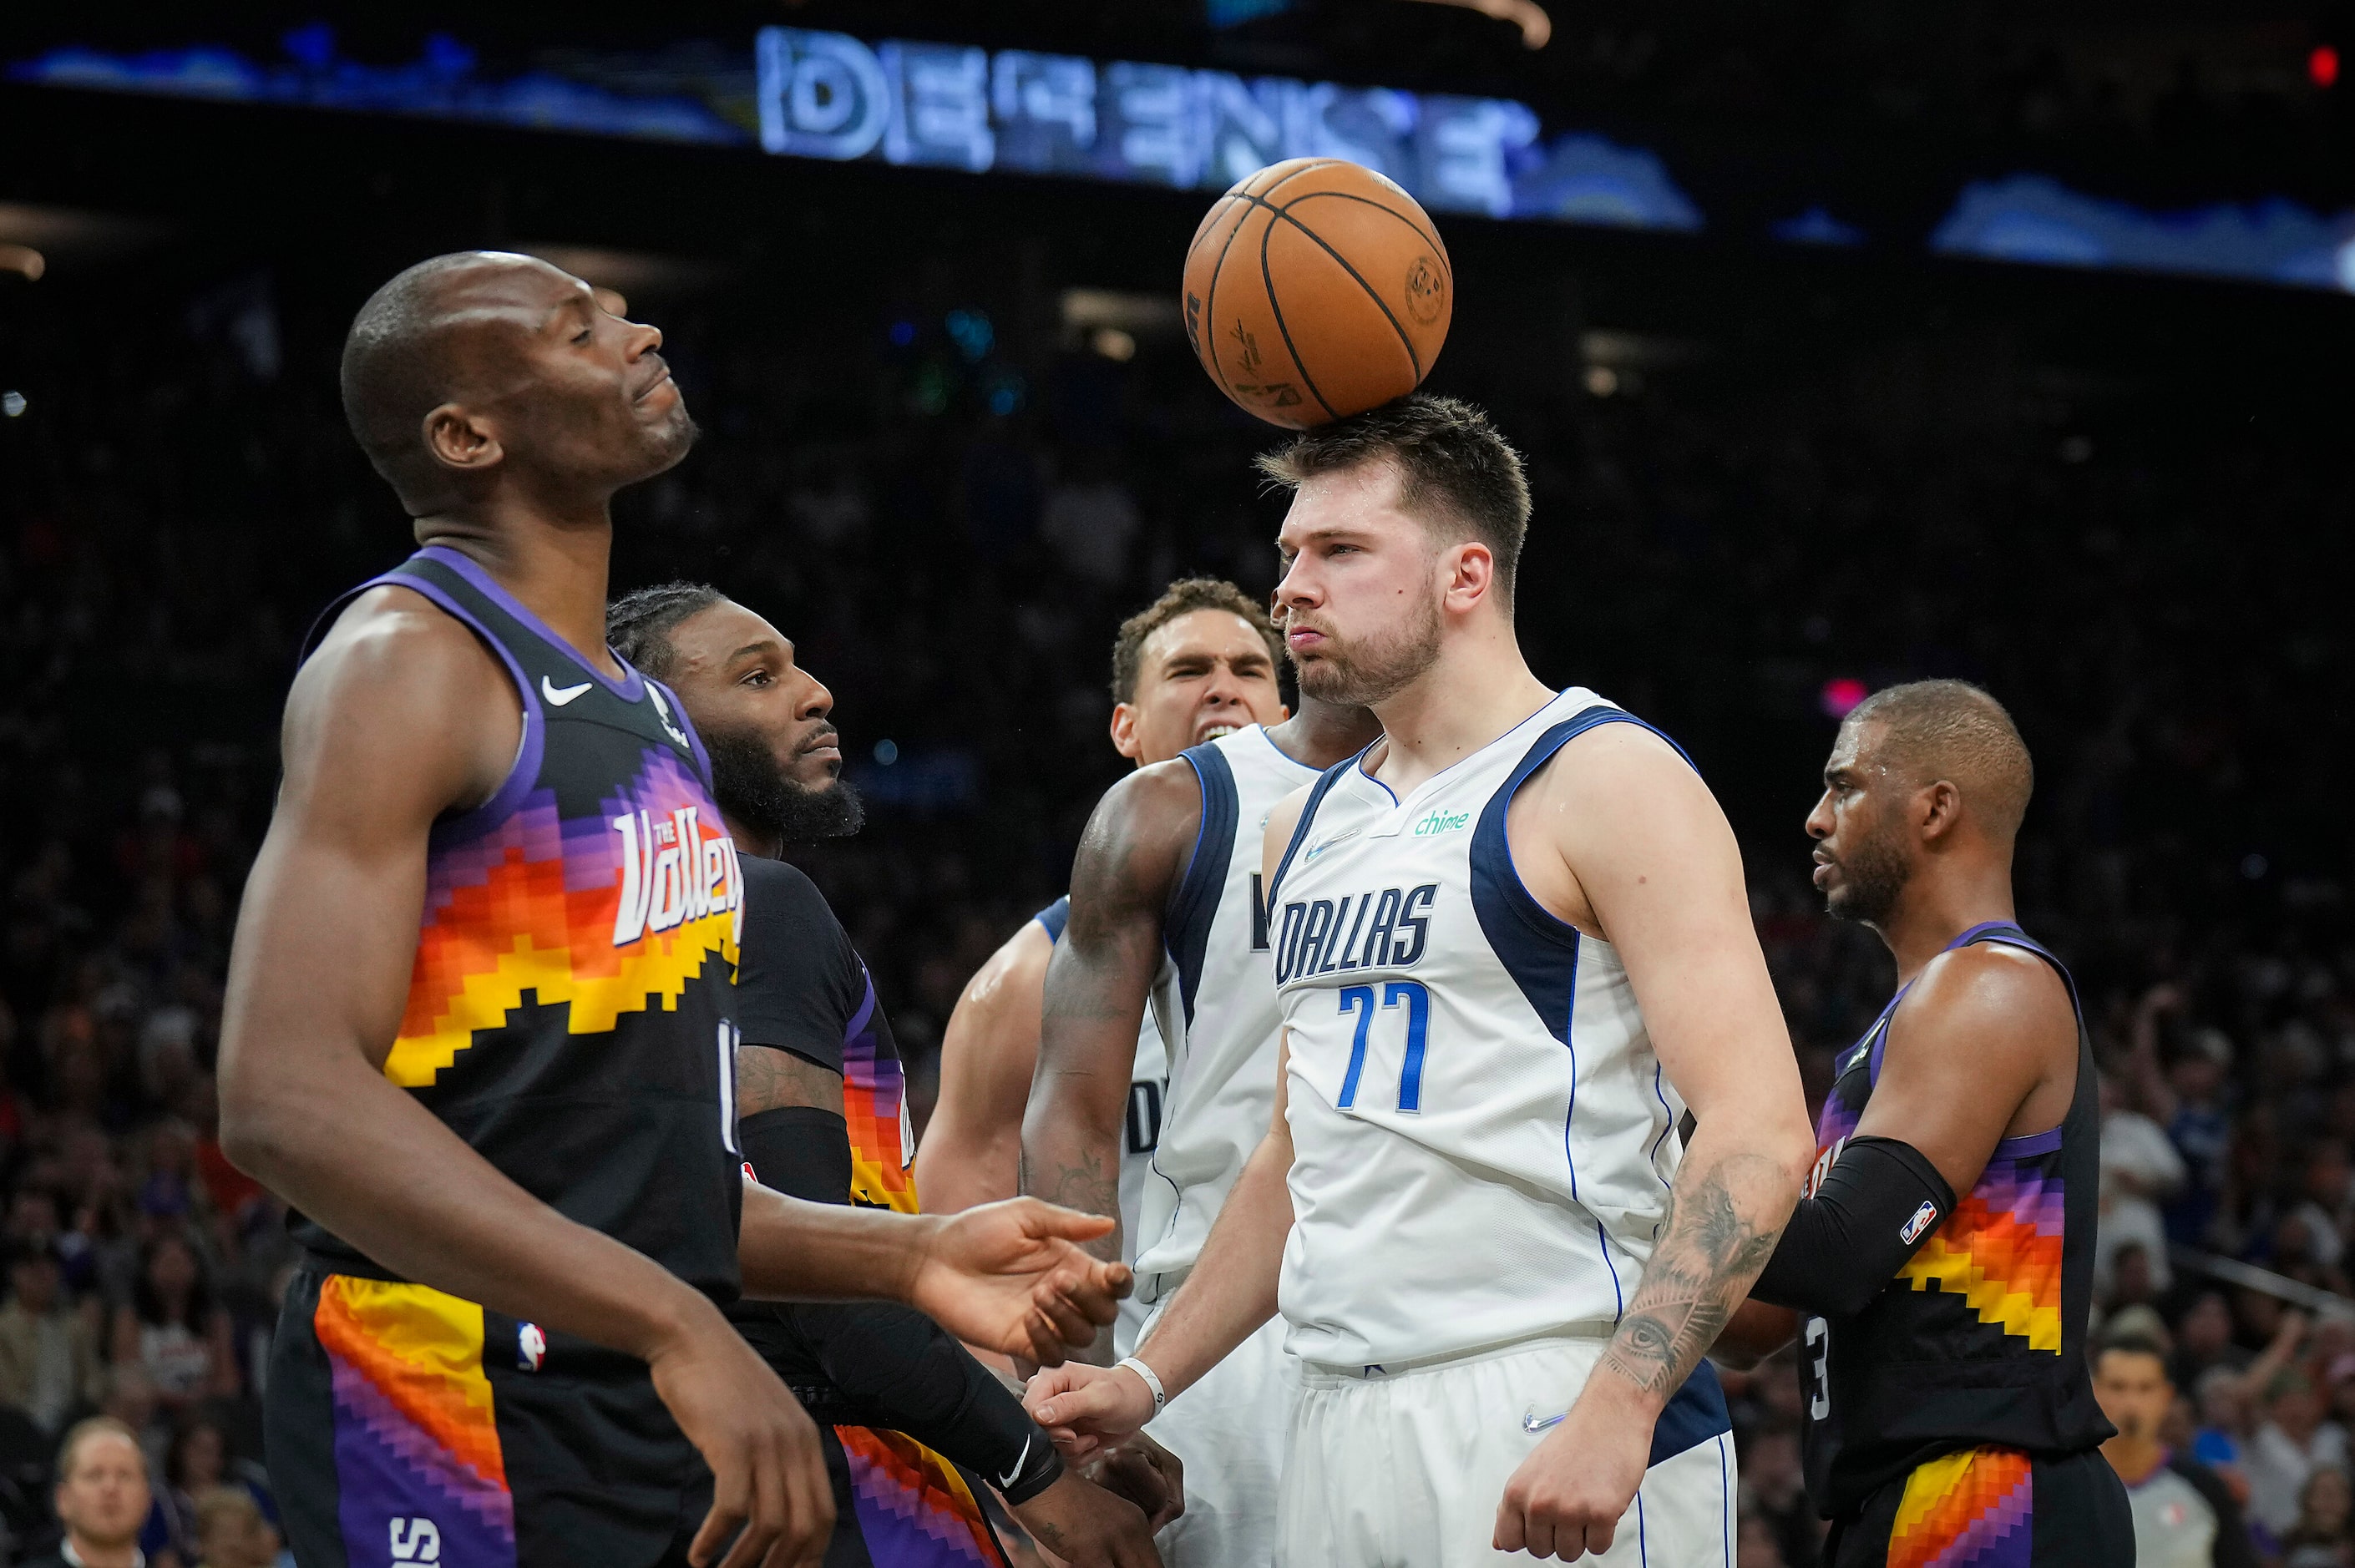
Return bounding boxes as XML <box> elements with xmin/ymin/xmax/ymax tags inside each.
<box><xmin>1274</xmin><ymin>882</ymin><xmax>1438</xmax><ymax>984</ymax></box>
<box><xmin>610</xmin><ymin>805</ymin><xmax>744</xmax><ymax>946</ymax></box>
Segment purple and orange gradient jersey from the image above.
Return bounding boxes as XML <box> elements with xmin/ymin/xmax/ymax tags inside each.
<box><xmin>291</xmin><ymin>547</ymin><xmax>747</xmax><ymax>1306</ymax></box>
<box><xmin>1798</xmin><ymin>922</ymin><xmax>2111</xmax><ymax>1517</ymax></box>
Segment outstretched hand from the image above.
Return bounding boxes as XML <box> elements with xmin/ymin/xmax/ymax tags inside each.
<box><xmin>1024</xmin><ymin>1361</ymin><xmax>1157</xmax><ymax>1463</ymax></box>
<box><xmin>909</xmin><ymin>1198</ymin><xmax>1132</xmax><ymax>1368</ymax></box>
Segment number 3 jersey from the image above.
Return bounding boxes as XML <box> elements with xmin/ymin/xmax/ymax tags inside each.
<box><xmin>291</xmin><ymin>547</ymin><xmax>747</xmax><ymax>1305</ymax></box>
<box><xmin>1267</xmin><ymin>690</ymin><xmax>1689</xmax><ymax>1369</ymax></box>
<box><xmin>1798</xmin><ymin>922</ymin><xmax>2110</xmax><ymax>1518</ymax></box>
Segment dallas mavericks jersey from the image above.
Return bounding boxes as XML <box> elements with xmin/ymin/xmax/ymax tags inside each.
<box><xmin>1268</xmin><ymin>690</ymin><xmax>1687</xmax><ymax>1368</ymax></box>
<box><xmin>1031</xmin><ymin>898</ymin><xmax>1168</xmax><ymax>1263</ymax></box>
<box><xmin>1800</xmin><ymin>923</ymin><xmax>2109</xmax><ymax>1516</ymax></box>
<box><xmin>292</xmin><ymin>547</ymin><xmax>746</xmax><ymax>1300</ymax></box>
<box><xmin>1132</xmin><ymin>726</ymin><xmax>1320</xmax><ymax>1302</ymax></box>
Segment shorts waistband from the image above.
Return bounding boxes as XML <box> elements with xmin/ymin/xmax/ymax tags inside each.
<box><xmin>1297</xmin><ymin>1324</ymin><xmax>1619</xmax><ymax>1385</ymax></box>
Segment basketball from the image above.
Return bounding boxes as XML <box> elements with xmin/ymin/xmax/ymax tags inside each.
<box><xmin>1182</xmin><ymin>158</ymin><xmax>1453</xmax><ymax>429</ymax></box>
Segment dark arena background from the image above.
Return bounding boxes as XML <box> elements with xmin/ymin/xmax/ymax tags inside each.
<box><xmin>0</xmin><ymin>3</ymin><xmax>2350</xmax><ymax>1564</ymax></box>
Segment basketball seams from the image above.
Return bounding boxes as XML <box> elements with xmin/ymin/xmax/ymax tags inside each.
<box><xmin>1258</xmin><ymin>207</ymin><xmax>1339</xmax><ymax>422</ymax></box>
<box><xmin>1191</xmin><ymin>195</ymin><xmax>1254</xmax><ymax>406</ymax></box>
<box><xmin>1279</xmin><ymin>189</ymin><xmax>1452</xmax><ymax>277</ymax></box>
<box><xmin>1233</xmin><ymin>189</ymin><xmax>1426</xmax><ymax>382</ymax></box>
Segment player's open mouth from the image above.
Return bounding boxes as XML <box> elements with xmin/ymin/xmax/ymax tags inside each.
<box><xmin>1198</xmin><ymin>722</ymin><xmax>1239</xmax><ymax>741</ymax></box>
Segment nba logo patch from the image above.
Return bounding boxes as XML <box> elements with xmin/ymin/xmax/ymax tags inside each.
<box><xmin>1900</xmin><ymin>1201</ymin><xmax>1938</xmax><ymax>1245</ymax></box>
<box><xmin>517</xmin><ymin>1322</ymin><xmax>546</xmax><ymax>1372</ymax></box>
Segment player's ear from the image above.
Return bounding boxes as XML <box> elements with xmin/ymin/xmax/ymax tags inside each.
<box><xmin>1917</xmin><ymin>779</ymin><xmax>1964</xmax><ymax>845</ymax></box>
<box><xmin>1108</xmin><ymin>702</ymin><xmax>1142</xmax><ymax>761</ymax></box>
<box><xmin>422</xmin><ymin>402</ymin><xmax>504</xmax><ymax>475</ymax></box>
<box><xmin>1441</xmin><ymin>539</ymin><xmax>1497</xmax><ymax>614</ymax></box>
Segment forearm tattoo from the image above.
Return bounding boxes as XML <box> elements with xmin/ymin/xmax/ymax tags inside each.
<box><xmin>1599</xmin><ymin>1154</ymin><xmax>1785</xmax><ymax>1399</ymax></box>
<box><xmin>1020</xmin><ymin>1148</ymin><xmax>1122</xmax><ymax>1260</ymax></box>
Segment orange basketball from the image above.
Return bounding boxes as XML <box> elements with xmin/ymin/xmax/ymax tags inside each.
<box><xmin>1182</xmin><ymin>158</ymin><xmax>1453</xmax><ymax>430</ymax></box>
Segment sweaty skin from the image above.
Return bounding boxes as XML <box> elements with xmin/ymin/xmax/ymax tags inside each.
<box><xmin>1026</xmin><ymin>456</ymin><xmax>1814</xmax><ymax>1563</ymax></box>
<box><xmin>218</xmin><ymin>255</ymin><xmax>1127</xmax><ymax>1568</ymax></box>
<box><xmin>1719</xmin><ymin>711</ymin><xmax>2081</xmax><ymax>1366</ymax></box>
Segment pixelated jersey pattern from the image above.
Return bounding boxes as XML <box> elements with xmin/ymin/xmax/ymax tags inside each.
<box><xmin>1887</xmin><ymin>1446</ymin><xmax>2033</xmax><ymax>1568</ymax></box>
<box><xmin>314</xmin><ymin>1276</ymin><xmax>517</xmax><ymax>1568</ymax></box>
<box><xmin>389</xmin><ymin>747</ymin><xmax>742</xmax><ymax>1086</ymax></box>
<box><xmin>836</xmin><ymin>1425</ymin><xmax>1006</xmax><ymax>1565</ymax></box>
<box><xmin>1897</xmin><ymin>1155</ymin><xmax>2067</xmax><ymax>1351</ymax></box>
<box><xmin>843</xmin><ymin>971</ymin><xmax>917</xmax><ymax>1212</ymax></box>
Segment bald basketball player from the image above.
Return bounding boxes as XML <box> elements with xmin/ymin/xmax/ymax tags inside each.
<box><xmin>218</xmin><ymin>253</ymin><xmax>1127</xmax><ymax>1568</ymax></box>
<box><xmin>1724</xmin><ymin>680</ymin><xmax>2128</xmax><ymax>1566</ymax></box>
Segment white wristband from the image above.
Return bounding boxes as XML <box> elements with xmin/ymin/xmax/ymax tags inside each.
<box><xmin>1116</xmin><ymin>1355</ymin><xmax>1167</xmax><ymax>1417</ymax></box>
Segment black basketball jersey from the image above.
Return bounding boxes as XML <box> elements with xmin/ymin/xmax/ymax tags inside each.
<box><xmin>291</xmin><ymin>546</ymin><xmax>746</xmax><ymax>1303</ymax></box>
<box><xmin>1798</xmin><ymin>921</ymin><xmax>2112</xmax><ymax>1517</ymax></box>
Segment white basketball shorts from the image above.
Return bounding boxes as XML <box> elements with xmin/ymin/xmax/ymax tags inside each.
<box><xmin>1278</xmin><ymin>1335</ymin><xmax>1737</xmax><ymax>1568</ymax></box>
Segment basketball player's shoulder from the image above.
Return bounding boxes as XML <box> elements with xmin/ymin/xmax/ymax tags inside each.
<box><xmin>1071</xmin><ymin>757</ymin><xmax>1204</xmax><ymax>907</ymax></box>
<box><xmin>1523</xmin><ymin>706</ymin><xmax>1715</xmax><ymax>828</ymax></box>
<box><xmin>1901</xmin><ymin>939</ymin><xmax>2077</xmax><ymax>1055</ymax></box>
<box><xmin>737</xmin><ymin>855</ymin><xmax>838</xmax><ymax>943</ymax></box>
<box><xmin>281</xmin><ymin>581</ymin><xmax>512</xmax><ymax>796</ymax></box>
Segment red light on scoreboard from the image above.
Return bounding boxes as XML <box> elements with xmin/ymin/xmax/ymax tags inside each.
<box><xmin>1820</xmin><ymin>677</ymin><xmax>1868</xmax><ymax>719</ymax></box>
<box><xmin>2312</xmin><ymin>45</ymin><xmax>2340</xmax><ymax>89</ymax></box>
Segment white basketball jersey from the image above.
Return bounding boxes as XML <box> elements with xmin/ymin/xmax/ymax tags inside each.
<box><xmin>1132</xmin><ymin>726</ymin><xmax>1321</xmax><ymax>1302</ymax></box>
<box><xmin>1269</xmin><ymin>690</ymin><xmax>1688</xmax><ymax>1368</ymax></box>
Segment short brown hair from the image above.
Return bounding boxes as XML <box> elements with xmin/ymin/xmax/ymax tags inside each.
<box><xmin>1111</xmin><ymin>578</ymin><xmax>1282</xmax><ymax>705</ymax></box>
<box><xmin>1253</xmin><ymin>393</ymin><xmax>1532</xmax><ymax>604</ymax></box>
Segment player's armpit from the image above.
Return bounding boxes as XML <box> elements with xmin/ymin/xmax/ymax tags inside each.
<box><xmin>915</xmin><ymin>920</ymin><xmax>1051</xmax><ymax>1214</ymax></box>
<box><xmin>1020</xmin><ymin>761</ymin><xmax>1201</xmax><ymax>1249</ymax></box>
<box><xmin>1855</xmin><ymin>942</ymin><xmax>2079</xmax><ymax>1199</ymax></box>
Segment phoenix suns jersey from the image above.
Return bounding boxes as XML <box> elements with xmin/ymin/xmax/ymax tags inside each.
<box><xmin>1799</xmin><ymin>922</ymin><xmax>2111</xmax><ymax>1517</ymax></box>
<box><xmin>292</xmin><ymin>546</ymin><xmax>746</xmax><ymax>1302</ymax></box>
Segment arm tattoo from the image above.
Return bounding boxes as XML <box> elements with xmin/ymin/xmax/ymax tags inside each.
<box><xmin>733</xmin><ymin>1044</ymin><xmax>842</xmax><ymax>1117</ymax></box>
<box><xmin>1020</xmin><ymin>1148</ymin><xmax>1122</xmax><ymax>1257</ymax></box>
<box><xmin>1598</xmin><ymin>1154</ymin><xmax>1784</xmax><ymax>1399</ymax></box>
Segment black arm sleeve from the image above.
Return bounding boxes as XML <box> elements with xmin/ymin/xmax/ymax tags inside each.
<box><xmin>1750</xmin><ymin>1136</ymin><xmax>1957</xmax><ymax>1318</ymax></box>
<box><xmin>737</xmin><ymin>1050</ymin><xmax>1062</xmax><ymax>1500</ymax></box>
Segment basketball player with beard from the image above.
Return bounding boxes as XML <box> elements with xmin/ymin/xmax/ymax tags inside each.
<box><xmin>1719</xmin><ymin>680</ymin><xmax>2128</xmax><ymax>1567</ymax></box>
<box><xmin>607</xmin><ymin>584</ymin><xmax>1173</xmax><ymax>1568</ymax></box>
<box><xmin>221</xmin><ymin>252</ymin><xmax>1128</xmax><ymax>1568</ymax></box>
<box><xmin>1030</xmin><ymin>395</ymin><xmax>1812</xmax><ymax>1565</ymax></box>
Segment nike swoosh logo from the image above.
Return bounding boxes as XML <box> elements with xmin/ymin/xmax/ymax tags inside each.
<box><xmin>1522</xmin><ymin>1407</ymin><xmax>1566</xmax><ymax>1434</ymax></box>
<box><xmin>997</xmin><ymin>1434</ymin><xmax>1030</xmax><ymax>1489</ymax></box>
<box><xmin>542</xmin><ymin>676</ymin><xmax>592</xmax><ymax>706</ymax></box>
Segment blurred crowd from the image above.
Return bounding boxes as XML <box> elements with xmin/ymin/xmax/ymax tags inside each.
<box><xmin>0</xmin><ymin>249</ymin><xmax>2343</xmax><ymax>1565</ymax></box>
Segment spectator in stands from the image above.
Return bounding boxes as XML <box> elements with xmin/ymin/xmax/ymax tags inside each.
<box><xmin>2096</xmin><ymin>1334</ymin><xmax>2257</xmax><ymax>1567</ymax></box>
<box><xmin>189</xmin><ymin>1485</ymin><xmax>278</xmax><ymax>1568</ymax></box>
<box><xmin>23</xmin><ymin>1415</ymin><xmax>153</xmax><ymax>1568</ymax></box>
<box><xmin>2102</xmin><ymin>1072</ymin><xmax>2187</xmax><ymax>1297</ymax></box>
<box><xmin>109</xmin><ymin>1233</ymin><xmax>236</xmax><ymax>1414</ymax></box>
<box><xmin>161</xmin><ymin>1416</ymin><xmax>277</xmax><ymax>1553</ymax></box>
<box><xmin>2281</xmin><ymin>1465</ymin><xmax>2354</xmax><ymax>1568</ymax></box>
<box><xmin>0</xmin><ymin>1239</ymin><xmax>104</xmax><ymax>1433</ymax></box>
<box><xmin>2247</xmin><ymin>1370</ymin><xmax>2352</xmax><ymax>1540</ymax></box>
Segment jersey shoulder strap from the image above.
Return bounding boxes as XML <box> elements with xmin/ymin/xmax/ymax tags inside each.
<box><xmin>1033</xmin><ymin>896</ymin><xmax>1071</xmax><ymax>944</ymax></box>
<box><xmin>1166</xmin><ymin>741</ymin><xmax>1238</xmax><ymax>1024</ymax></box>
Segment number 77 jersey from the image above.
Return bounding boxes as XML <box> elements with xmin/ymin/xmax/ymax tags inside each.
<box><xmin>1266</xmin><ymin>690</ymin><xmax>1689</xmax><ymax>1370</ymax></box>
